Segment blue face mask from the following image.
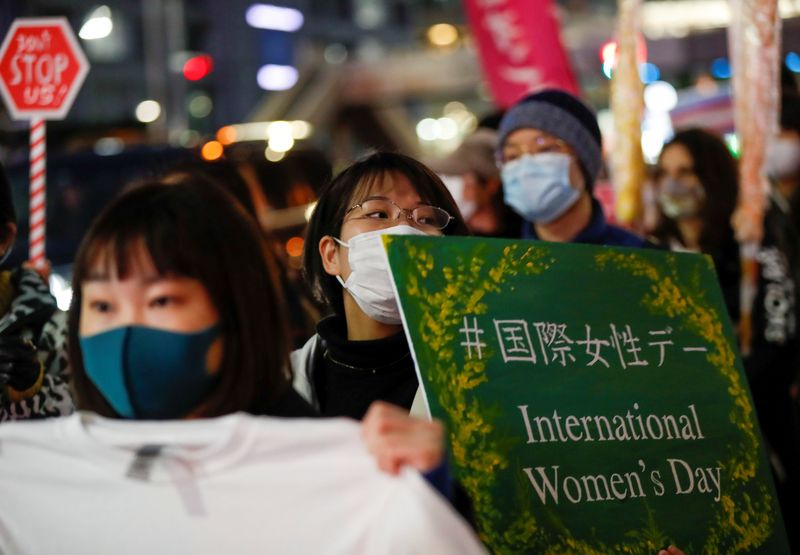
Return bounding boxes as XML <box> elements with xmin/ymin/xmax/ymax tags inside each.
<box><xmin>501</xmin><ymin>152</ymin><xmax>581</xmax><ymax>224</ymax></box>
<box><xmin>79</xmin><ymin>324</ymin><xmax>222</xmax><ymax>420</ymax></box>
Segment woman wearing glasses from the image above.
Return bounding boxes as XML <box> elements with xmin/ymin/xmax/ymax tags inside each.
<box><xmin>295</xmin><ymin>152</ymin><xmax>469</xmax><ymax>420</ymax></box>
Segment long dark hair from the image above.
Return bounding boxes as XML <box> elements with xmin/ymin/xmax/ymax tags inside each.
<box><xmin>303</xmin><ymin>151</ymin><xmax>470</xmax><ymax>316</ymax></box>
<box><xmin>68</xmin><ymin>179</ymin><xmax>292</xmax><ymax>418</ymax></box>
<box><xmin>654</xmin><ymin>128</ymin><xmax>738</xmax><ymax>254</ymax></box>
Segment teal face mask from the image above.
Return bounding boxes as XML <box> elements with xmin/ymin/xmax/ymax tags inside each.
<box><xmin>79</xmin><ymin>324</ymin><xmax>222</xmax><ymax>420</ymax></box>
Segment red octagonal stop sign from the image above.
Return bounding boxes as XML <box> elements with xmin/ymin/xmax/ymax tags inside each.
<box><xmin>0</xmin><ymin>17</ymin><xmax>89</xmax><ymax>120</ymax></box>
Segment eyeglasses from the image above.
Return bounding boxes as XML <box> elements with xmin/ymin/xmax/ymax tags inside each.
<box><xmin>500</xmin><ymin>135</ymin><xmax>569</xmax><ymax>164</ymax></box>
<box><xmin>344</xmin><ymin>197</ymin><xmax>454</xmax><ymax>231</ymax></box>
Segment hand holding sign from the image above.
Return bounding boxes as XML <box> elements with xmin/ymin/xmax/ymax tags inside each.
<box><xmin>362</xmin><ymin>400</ymin><xmax>445</xmax><ymax>475</ymax></box>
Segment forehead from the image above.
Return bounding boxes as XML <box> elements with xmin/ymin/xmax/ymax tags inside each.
<box><xmin>83</xmin><ymin>238</ymin><xmax>159</xmax><ymax>281</ymax></box>
<box><xmin>504</xmin><ymin>127</ymin><xmax>560</xmax><ymax>145</ymax></box>
<box><xmin>659</xmin><ymin>143</ymin><xmax>694</xmax><ymax>171</ymax></box>
<box><xmin>351</xmin><ymin>171</ymin><xmax>424</xmax><ymax>206</ymax></box>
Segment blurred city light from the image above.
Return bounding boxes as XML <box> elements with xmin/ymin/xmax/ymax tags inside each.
<box><xmin>710</xmin><ymin>57</ymin><xmax>732</xmax><ymax>79</ymax></box>
<box><xmin>437</xmin><ymin>117</ymin><xmax>459</xmax><ymax>140</ymax></box>
<box><xmin>93</xmin><ymin>137</ymin><xmax>124</xmax><ymax>156</ymax></box>
<box><xmin>135</xmin><ymin>100</ymin><xmax>161</xmax><ymax>123</ymax></box>
<box><xmin>354</xmin><ymin>1</ymin><xmax>386</xmax><ymax>30</ymax></box>
<box><xmin>416</xmin><ymin>118</ymin><xmax>439</xmax><ymax>141</ymax></box>
<box><xmin>79</xmin><ymin>5</ymin><xmax>113</xmax><ymax>40</ymax></box>
<box><xmin>644</xmin><ymin>81</ymin><xmax>678</xmax><ymax>112</ymax></box>
<box><xmin>724</xmin><ymin>133</ymin><xmax>741</xmax><ymax>158</ymax></box>
<box><xmin>265</xmin><ymin>146</ymin><xmax>286</xmax><ymax>162</ymax></box>
<box><xmin>600</xmin><ymin>41</ymin><xmax>617</xmax><ymax>65</ymax></box>
<box><xmin>285</xmin><ymin>237</ymin><xmax>304</xmax><ymax>258</ymax></box>
<box><xmin>641</xmin><ymin>111</ymin><xmax>674</xmax><ymax>163</ymax></box>
<box><xmin>188</xmin><ymin>94</ymin><xmax>213</xmax><ymax>118</ymax></box>
<box><xmin>787</xmin><ymin>52</ymin><xmax>800</xmax><ymax>73</ymax></box>
<box><xmin>201</xmin><ymin>140</ymin><xmax>224</xmax><ymax>161</ymax></box>
<box><xmin>217</xmin><ymin>121</ymin><xmax>313</xmax><ymax>144</ymax></box>
<box><xmin>245</xmin><ymin>4</ymin><xmax>304</xmax><ymax>32</ymax></box>
<box><xmin>324</xmin><ymin>43</ymin><xmax>348</xmax><ymax>65</ymax></box>
<box><xmin>639</xmin><ymin>63</ymin><xmax>661</xmax><ymax>84</ymax></box>
<box><xmin>257</xmin><ymin>64</ymin><xmax>299</xmax><ymax>90</ymax></box>
<box><xmin>177</xmin><ymin>130</ymin><xmax>202</xmax><ymax>148</ymax></box>
<box><xmin>641</xmin><ymin>130</ymin><xmax>666</xmax><ymax>164</ymax></box>
<box><xmin>268</xmin><ymin>121</ymin><xmax>295</xmax><ymax>152</ymax></box>
<box><xmin>290</xmin><ymin>120</ymin><xmax>312</xmax><ymax>139</ymax></box>
<box><xmin>427</xmin><ymin>23</ymin><xmax>459</xmax><ymax>47</ymax></box>
<box><xmin>600</xmin><ymin>41</ymin><xmax>616</xmax><ymax>79</ymax></box>
<box><xmin>268</xmin><ymin>135</ymin><xmax>294</xmax><ymax>152</ymax></box>
<box><xmin>416</xmin><ymin>116</ymin><xmax>463</xmax><ymax>142</ymax></box>
<box><xmin>183</xmin><ymin>54</ymin><xmax>214</xmax><ymax>81</ymax></box>
<box><xmin>444</xmin><ymin>102</ymin><xmax>467</xmax><ymax>116</ymax></box>
<box><xmin>267</xmin><ymin>120</ymin><xmax>293</xmax><ymax>138</ymax></box>
<box><xmin>599</xmin><ymin>37</ymin><xmax>648</xmax><ymax>80</ymax></box>
<box><xmin>217</xmin><ymin>125</ymin><xmax>237</xmax><ymax>145</ymax></box>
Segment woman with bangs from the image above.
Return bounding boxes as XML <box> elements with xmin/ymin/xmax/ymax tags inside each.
<box><xmin>295</xmin><ymin>152</ymin><xmax>469</xmax><ymax>421</ymax></box>
<box><xmin>69</xmin><ymin>179</ymin><xmax>312</xmax><ymax>419</ymax></box>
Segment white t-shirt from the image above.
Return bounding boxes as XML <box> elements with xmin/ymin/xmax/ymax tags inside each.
<box><xmin>0</xmin><ymin>412</ymin><xmax>485</xmax><ymax>555</ymax></box>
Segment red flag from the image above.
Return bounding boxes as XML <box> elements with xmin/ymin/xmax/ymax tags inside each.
<box><xmin>463</xmin><ymin>0</ymin><xmax>579</xmax><ymax>108</ymax></box>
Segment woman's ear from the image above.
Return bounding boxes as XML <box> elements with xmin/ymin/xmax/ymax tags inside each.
<box><xmin>319</xmin><ymin>235</ymin><xmax>341</xmax><ymax>277</ymax></box>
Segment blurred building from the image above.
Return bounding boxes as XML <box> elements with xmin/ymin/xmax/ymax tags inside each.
<box><xmin>0</xmin><ymin>0</ymin><xmax>799</xmax><ymax>164</ymax></box>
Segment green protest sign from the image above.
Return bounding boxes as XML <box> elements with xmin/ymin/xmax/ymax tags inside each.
<box><xmin>384</xmin><ymin>236</ymin><xmax>788</xmax><ymax>554</ymax></box>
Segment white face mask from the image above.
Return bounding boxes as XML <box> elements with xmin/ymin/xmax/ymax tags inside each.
<box><xmin>440</xmin><ymin>174</ymin><xmax>477</xmax><ymax>221</ymax></box>
<box><xmin>657</xmin><ymin>178</ymin><xmax>705</xmax><ymax>219</ymax></box>
<box><xmin>334</xmin><ymin>225</ymin><xmax>429</xmax><ymax>324</ymax></box>
<box><xmin>501</xmin><ymin>152</ymin><xmax>581</xmax><ymax>224</ymax></box>
<box><xmin>766</xmin><ymin>137</ymin><xmax>800</xmax><ymax>180</ymax></box>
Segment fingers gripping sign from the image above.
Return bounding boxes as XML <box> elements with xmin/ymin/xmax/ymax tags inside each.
<box><xmin>361</xmin><ymin>401</ymin><xmax>445</xmax><ymax>475</ymax></box>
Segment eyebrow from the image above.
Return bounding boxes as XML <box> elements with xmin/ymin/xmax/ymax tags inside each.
<box><xmin>359</xmin><ymin>195</ymin><xmax>431</xmax><ymax>207</ymax></box>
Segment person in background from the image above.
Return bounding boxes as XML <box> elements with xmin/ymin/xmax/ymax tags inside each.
<box><xmin>0</xmin><ymin>162</ymin><xmax>72</xmax><ymax>421</ymax></box>
<box><xmin>754</xmin><ymin>92</ymin><xmax>800</xmax><ymax>552</ymax></box>
<box><xmin>496</xmin><ymin>89</ymin><xmax>649</xmax><ymax>247</ymax></box>
<box><xmin>162</xmin><ymin>158</ymin><xmax>260</xmax><ymax>220</ymax></box>
<box><xmin>163</xmin><ymin>158</ymin><xmax>322</xmax><ymax>349</ymax></box>
<box><xmin>650</xmin><ymin>128</ymin><xmax>741</xmax><ymax>321</ymax></box>
<box><xmin>768</xmin><ymin>93</ymin><xmax>800</xmax><ymax>232</ymax></box>
<box><xmin>296</xmin><ymin>152</ymin><xmax>469</xmax><ymax>420</ymax></box>
<box><xmin>429</xmin><ymin>128</ymin><xmax>522</xmax><ymax>238</ymax></box>
<box><xmin>650</xmin><ymin>125</ymin><xmax>799</xmax><ymax>548</ymax></box>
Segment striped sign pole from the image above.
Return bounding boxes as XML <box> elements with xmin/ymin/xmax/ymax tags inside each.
<box><xmin>29</xmin><ymin>117</ymin><xmax>46</xmax><ymax>269</ymax></box>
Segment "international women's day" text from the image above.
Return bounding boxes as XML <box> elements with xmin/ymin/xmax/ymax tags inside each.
<box><xmin>517</xmin><ymin>403</ymin><xmax>722</xmax><ymax>505</ymax></box>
